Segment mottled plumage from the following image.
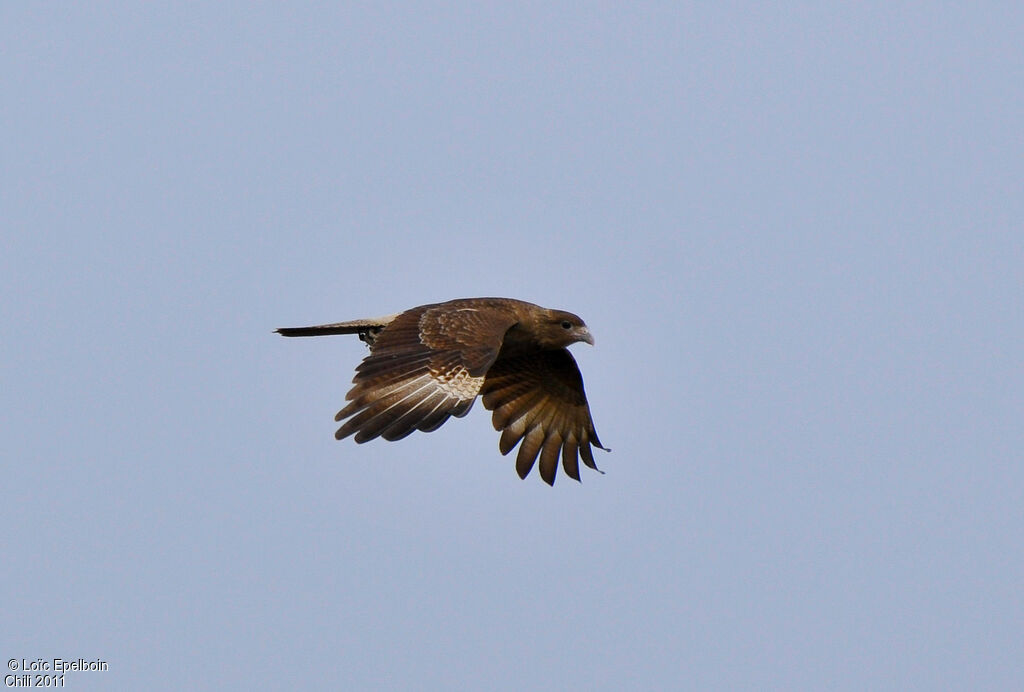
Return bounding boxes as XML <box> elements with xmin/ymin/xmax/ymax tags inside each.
<box><xmin>277</xmin><ymin>297</ymin><xmax>607</xmax><ymax>484</ymax></box>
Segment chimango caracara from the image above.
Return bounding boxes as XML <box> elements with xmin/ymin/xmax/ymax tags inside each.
<box><xmin>277</xmin><ymin>297</ymin><xmax>608</xmax><ymax>484</ymax></box>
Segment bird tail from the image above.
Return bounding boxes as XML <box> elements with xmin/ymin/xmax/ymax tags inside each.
<box><xmin>275</xmin><ymin>314</ymin><xmax>400</xmax><ymax>337</ymax></box>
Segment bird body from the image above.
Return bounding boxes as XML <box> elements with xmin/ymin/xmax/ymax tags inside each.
<box><xmin>278</xmin><ymin>297</ymin><xmax>607</xmax><ymax>484</ymax></box>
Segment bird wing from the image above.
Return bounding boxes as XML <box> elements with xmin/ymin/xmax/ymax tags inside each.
<box><xmin>481</xmin><ymin>349</ymin><xmax>606</xmax><ymax>485</ymax></box>
<box><xmin>335</xmin><ymin>302</ymin><xmax>519</xmax><ymax>443</ymax></box>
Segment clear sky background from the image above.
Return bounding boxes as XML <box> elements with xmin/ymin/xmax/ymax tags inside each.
<box><xmin>2</xmin><ymin>3</ymin><xmax>1022</xmax><ymax>690</ymax></box>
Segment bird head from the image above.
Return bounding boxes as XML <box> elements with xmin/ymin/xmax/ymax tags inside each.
<box><xmin>538</xmin><ymin>310</ymin><xmax>594</xmax><ymax>349</ymax></box>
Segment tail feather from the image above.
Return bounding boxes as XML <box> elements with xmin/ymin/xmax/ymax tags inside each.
<box><xmin>275</xmin><ymin>314</ymin><xmax>400</xmax><ymax>343</ymax></box>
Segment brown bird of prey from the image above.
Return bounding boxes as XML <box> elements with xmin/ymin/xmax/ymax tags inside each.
<box><xmin>277</xmin><ymin>297</ymin><xmax>608</xmax><ymax>484</ymax></box>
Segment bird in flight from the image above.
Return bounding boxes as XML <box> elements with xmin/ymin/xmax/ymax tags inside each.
<box><xmin>277</xmin><ymin>297</ymin><xmax>608</xmax><ymax>484</ymax></box>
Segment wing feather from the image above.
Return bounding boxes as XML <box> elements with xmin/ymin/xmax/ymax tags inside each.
<box><xmin>481</xmin><ymin>349</ymin><xmax>606</xmax><ymax>485</ymax></box>
<box><xmin>346</xmin><ymin>378</ymin><xmax>439</xmax><ymax>443</ymax></box>
<box><xmin>515</xmin><ymin>427</ymin><xmax>545</xmax><ymax>480</ymax></box>
<box><xmin>561</xmin><ymin>437</ymin><xmax>580</xmax><ymax>481</ymax></box>
<box><xmin>378</xmin><ymin>389</ymin><xmax>453</xmax><ymax>441</ymax></box>
<box><xmin>334</xmin><ymin>302</ymin><xmax>518</xmax><ymax>444</ymax></box>
<box><xmin>538</xmin><ymin>432</ymin><xmax>562</xmax><ymax>485</ymax></box>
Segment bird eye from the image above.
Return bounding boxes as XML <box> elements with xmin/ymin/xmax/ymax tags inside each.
<box><xmin>561</xmin><ymin>320</ymin><xmax>572</xmax><ymax>329</ymax></box>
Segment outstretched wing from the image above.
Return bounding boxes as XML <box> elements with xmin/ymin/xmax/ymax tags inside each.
<box><xmin>480</xmin><ymin>349</ymin><xmax>607</xmax><ymax>485</ymax></box>
<box><xmin>335</xmin><ymin>302</ymin><xmax>519</xmax><ymax>443</ymax></box>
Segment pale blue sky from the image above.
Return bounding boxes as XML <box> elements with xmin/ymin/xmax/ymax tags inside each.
<box><xmin>3</xmin><ymin>3</ymin><xmax>1022</xmax><ymax>690</ymax></box>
